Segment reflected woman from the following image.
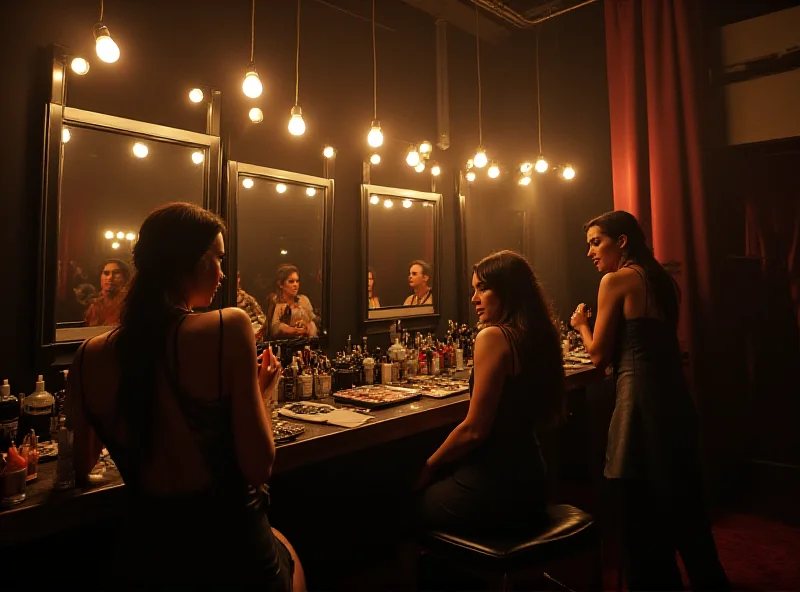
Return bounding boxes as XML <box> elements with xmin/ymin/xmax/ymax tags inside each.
<box><xmin>368</xmin><ymin>268</ymin><xmax>381</xmax><ymax>309</ymax></box>
<box><xmin>84</xmin><ymin>258</ymin><xmax>131</xmax><ymax>327</ymax></box>
<box><xmin>267</xmin><ymin>264</ymin><xmax>318</xmax><ymax>339</ymax></box>
<box><xmin>403</xmin><ymin>260</ymin><xmax>434</xmax><ymax>306</ymax></box>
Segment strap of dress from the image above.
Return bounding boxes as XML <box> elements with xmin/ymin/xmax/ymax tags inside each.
<box><xmin>218</xmin><ymin>309</ymin><xmax>224</xmax><ymax>399</ymax></box>
<box><xmin>627</xmin><ymin>265</ymin><xmax>649</xmax><ymax>317</ymax></box>
<box><xmin>495</xmin><ymin>324</ymin><xmax>518</xmax><ymax>375</ymax></box>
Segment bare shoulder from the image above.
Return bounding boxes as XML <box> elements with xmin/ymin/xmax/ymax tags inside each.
<box><xmin>476</xmin><ymin>325</ymin><xmax>511</xmax><ymax>351</ymax></box>
<box><xmin>600</xmin><ymin>268</ymin><xmax>638</xmax><ymax>292</ymax></box>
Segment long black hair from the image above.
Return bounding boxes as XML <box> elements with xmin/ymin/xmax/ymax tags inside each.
<box><xmin>473</xmin><ymin>250</ymin><xmax>565</xmax><ymax>424</ymax></box>
<box><xmin>114</xmin><ymin>202</ymin><xmax>225</xmax><ymax>463</ymax></box>
<box><xmin>584</xmin><ymin>210</ymin><xmax>680</xmax><ymax>329</ymax></box>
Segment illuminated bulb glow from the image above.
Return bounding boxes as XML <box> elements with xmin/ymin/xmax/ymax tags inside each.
<box><xmin>466</xmin><ymin>171</ymin><xmax>476</xmax><ymax>182</ymax></box>
<box><xmin>280</xmin><ymin>249</ymin><xmax>288</xmax><ymax>255</ymax></box>
<box><xmin>402</xmin><ymin>199</ymin><xmax>412</xmax><ymax>209</ymax></box>
<box><xmin>323</xmin><ymin>146</ymin><xmax>335</xmax><ymax>158</ymax></box>
<box><xmin>111</xmin><ymin>242</ymin><xmax>120</xmax><ymax>249</ymax></box>
<box><xmin>431</xmin><ymin>164</ymin><xmax>441</xmax><ymax>177</ymax></box>
<box><xmin>104</xmin><ymin>231</ymin><xmax>114</xmax><ymax>239</ymax></box>
<box><xmin>132</xmin><ymin>142</ymin><xmax>148</xmax><ymax>158</ymax></box>
<box><xmin>191</xmin><ymin>151</ymin><xmax>204</xmax><ymax>164</ymax></box>
<box><xmin>62</xmin><ymin>128</ymin><xmax>71</xmax><ymax>143</ymax></box>
<box><xmin>535</xmin><ymin>157</ymin><xmax>549</xmax><ymax>173</ymax></box>
<box><xmin>419</xmin><ymin>141</ymin><xmax>432</xmax><ymax>154</ymax></box>
<box><xmin>276</xmin><ymin>183</ymin><xmax>287</xmax><ymax>194</ymax></box>
<box><xmin>519</xmin><ymin>176</ymin><xmax>532</xmax><ymax>186</ymax></box>
<box><xmin>473</xmin><ymin>149</ymin><xmax>488</xmax><ymax>168</ymax></box>
<box><xmin>249</xmin><ymin>107</ymin><xmax>264</xmax><ymax>123</ymax></box>
<box><xmin>370</xmin><ymin>195</ymin><xmax>380</xmax><ymax>205</ymax></box>
<box><xmin>488</xmin><ymin>162</ymin><xmax>500</xmax><ymax>179</ymax></box>
<box><xmin>367</xmin><ymin>120</ymin><xmax>383</xmax><ymax>148</ymax></box>
<box><xmin>125</xmin><ymin>233</ymin><xmax>136</xmax><ymax>241</ymax></box>
<box><xmin>414</xmin><ymin>162</ymin><xmax>425</xmax><ymax>173</ymax></box>
<box><xmin>306</xmin><ymin>187</ymin><xmax>316</xmax><ymax>197</ymax></box>
<box><xmin>288</xmin><ymin>105</ymin><xmax>306</xmax><ymax>136</ymax></box>
<box><xmin>116</xmin><ymin>232</ymin><xmax>125</xmax><ymax>239</ymax></box>
<box><xmin>242</xmin><ymin>68</ymin><xmax>263</xmax><ymax>99</ymax></box>
<box><xmin>520</xmin><ymin>162</ymin><xmax>533</xmax><ymax>173</ymax></box>
<box><xmin>242</xmin><ymin>178</ymin><xmax>254</xmax><ymax>189</ymax></box>
<box><xmin>406</xmin><ymin>147</ymin><xmax>420</xmax><ymax>167</ymax></box>
<box><xmin>70</xmin><ymin>57</ymin><xmax>90</xmax><ymax>75</ymax></box>
<box><xmin>189</xmin><ymin>88</ymin><xmax>204</xmax><ymax>103</ymax></box>
<box><xmin>383</xmin><ymin>199</ymin><xmax>393</xmax><ymax>208</ymax></box>
<box><xmin>562</xmin><ymin>166</ymin><xmax>576</xmax><ymax>180</ymax></box>
<box><xmin>94</xmin><ymin>25</ymin><xmax>120</xmax><ymax>63</ymax></box>
<box><xmin>370</xmin><ymin>153</ymin><xmax>381</xmax><ymax>165</ymax></box>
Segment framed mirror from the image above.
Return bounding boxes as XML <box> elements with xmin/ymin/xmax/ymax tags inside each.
<box><xmin>38</xmin><ymin>104</ymin><xmax>221</xmax><ymax>348</ymax></box>
<box><xmin>361</xmin><ymin>184</ymin><xmax>441</xmax><ymax>322</ymax></box>
<box><xmin>226</xmin><ymin>163</ymin><xmax>333</xmax><ymax>346</ymax></box>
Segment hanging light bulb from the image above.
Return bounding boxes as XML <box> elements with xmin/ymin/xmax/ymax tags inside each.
<box><xmin>71</xmin><ymin>57</ymin><xmax>90</xmax><ymax>75</ymax></box>
<box><xmin>519</xmin><ymin>175</ymin><xmax>532</xmax><ymax>186</ymax></box>
<box><xmin>406</xmin><ymin>145</ymin><xmax>420</xmax><ymax>167</ymax></box>
<box><xmin>191</xmin><ymin>151</ymin><xmax>204</xmax><ymax>164</ymax></box>
<box><xmin>562</xmin><ymin>165</ymin><xmax>576</xmax><ymax>180</ymax></box>
<box><xmin>402</xmin><ymin>199</ymin><xmax>413</xmax><ymax>208</ymax></box>
<box><xmin>383</xmin><ymin>198</ymin><xmax>393</xmax><ymax>208</ymax></box>
<box><xmin>189</xmin><ymin>88</ymin><xmax>204</xmax><ymax>103</ymax></box>
<box><xmin>520</xmin><ymin>162</ymin><xmax>533</xmax><ymax>174</ymax></box>
<box><xmin>535</xmin><ymin>156</ymin><xmax>549</xmax><ymax>173</ymax></box>
<box><xmin>276</xmin><ymin>183</ymin><xmax>288</xmax><ymax>194</ymax></box>
<box><xmin>430</xmin><ymin>163</ymin><xmax>441</xmax><ymax>177</ymax></box>
<box><xmin>419</xmin><ymin>141</ymin><xmax>433</xmax><ymax>155</ymax></box>
<box><xmin>104</xmin><ymin>231</ymin><xmax>114</xmax><ymax>239</ymax></box>
<box><xmin>487</xmin><ymin>161</ymin><xmax>500</xmax><ymax>178</ymax></box>
<box><xmin>306</xmin><ymin>187</ymin><xmax>316</xmax><ymax>197</ymax></box>
<box><xmin>242</xmin><ymin>178</ymin><xmax>254</xmax><ymax>189</ymax></box>
<box><xmin>473</xmin><ymin>148</ymin><xmax>488</xmax><ymax>168</ymax></box>
<box><xmin>323</xmin><ymin>146</ymin><xmax>335</xmax><ymax>159</ymax></box>
<box><xmin>242</xmin><ymin>65</ymin><xmax>263</xmax><ymax>99</ymax></box>
<box><xmin>132</xmin><ymin>142</ymin><xmax>148</xmax><ymax>158</ymax></box>
<box><xmin>249</xmin><ymin>107</ymin><xmax>263</xmax><ymax>123</ymax></box>
<box><xmin>415</xmin><ymin>162</ymin><xmax>426</xmax><ymax>173</ymax></box>
<box><xmin>466</xmin><ymin>170</ymin><xmax>476</xmax><ymax>183</ymax></box>
<box><xmin>367</xmin><ymin>120</ymin><xmax>383</xmax><ymax>148</ymax></box>
<box><xmin>61</xmin><ymin>128</ymin><xmax>71</xmax><ymax>143</ymax></box>
<box><xmin>288</xmin><ymin>105</ymin><xmax>306</xmax><ymax>136</ymax></box>
<box><xmin>93</xmin><ymin>24</ymin><xmax>120</xmax><ymax>63</ymax></box>
<box><xmin>370</xmin><ymin>194</ymin><xmax>380</xmax><ymax>205</ymax></box>
<box><xmin>369</xmin><ymin>153</ymin><xmax>381</xmax><ymax>165</ymax></box>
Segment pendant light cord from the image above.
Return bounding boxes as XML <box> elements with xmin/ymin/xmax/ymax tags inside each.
<box><xmin>99</xmin><ymin>0</ymin><xmax>104</xmax><ymax>21</ymax></box>
<box><xmin>250</xmin><ymin>0</ymin><xmax>256</xmax><ymax>64</ymax></box>
<box><xmin>295</xmin><ymin>0</ymin><xmax>301</xmax><ymax>105</ymax></box>
<box><xmin>536</xmin><ymin>28</ymin><xmax>542</xmax><ymax>155</ymax></box>
<box><xmin>372</xmin><ymin>0</ymin><xmax>377</xmax><ymax>120</ymax></box>
<box><xmin>474</xmin><ymin>1</ymin><xmax>483</xmax><ymax>146</ymax></box>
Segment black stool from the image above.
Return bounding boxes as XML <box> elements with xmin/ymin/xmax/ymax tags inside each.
<box><xmin>413</xmin><ymin>504</ymin><xmax>601</xmax><ymax>591</ymax></box>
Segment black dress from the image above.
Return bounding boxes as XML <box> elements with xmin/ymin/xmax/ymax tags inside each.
<box><xmin>76</xmin><ymin>311</ymin><xmax>294</xmax><ymax>590</ymax></box>
<box><xmin>419</xmin><ymin>325</ymin><xmax>548</xmax><ymax>534</ymax></box>
<box><xmin>608</xmin><ymin>267</ymin><xmax>728</xmax><ymax>591</ymax></box>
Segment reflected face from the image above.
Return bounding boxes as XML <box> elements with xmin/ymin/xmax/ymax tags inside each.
<box><xmin>368</xmin><ymin>272</ymin><xmax>374</xmax><ymax>295</ymax></box>
<box><xmin>471</xmin><ymin>273</ymin><xmax>501</xmax><ymax>325</ymax></box>
<box><xmin>193</xmin><ymin>233</ymin><xmax>225</xmax><ymax>307</ymax></box>
<box><xmin>281</xmin><ymin>272</ymin><xmax>300</xmax><ymax>299</ymax></box>
<box><xmin>409</xmin><ymin>265</ymin><xmax>428</xmax><ymax>290</ymax></box>
<box><xmin>100</xmin><ymin>263</ymin><xmax>126</xmax><ymax>295</ymax></box>
<box><xmin>586</xmin><ymin>226</ymin><xmax>625</xmax><ymax>273</ymax></box>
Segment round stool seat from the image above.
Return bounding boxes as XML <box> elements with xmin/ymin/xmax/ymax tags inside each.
<box><xmin>419</xmin><ymin>504</ymin><xmax>596</xmax><ymax>572</ymax></box>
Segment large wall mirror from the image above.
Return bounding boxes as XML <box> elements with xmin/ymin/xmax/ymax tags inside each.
<box><xmin>227</xmin><ymin>163</ymin><xmax>333</xmax><ymax>345</ymax></box>
<box><xmin>361</xmin><ymin>184</ymin><xmax>441</xmax><ymax>322</ymax></box>
<box><xmin>38</xmin><ymin>104</ymin><xmax>221</xmax><ymax>347</ymax></box>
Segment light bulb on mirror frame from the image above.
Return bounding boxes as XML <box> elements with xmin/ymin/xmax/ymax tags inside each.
<box><xmin>93</xmin><ymin>24</ymin><xmax>120</xmax><ymax>64</ymax></box>
<box><xmin>473</xmin><ymin>148</ymin><xmax>488</xmax><ymax>168</ymax></box>
<box><xmin>116</xmin><ymin>232</ymin><xmax>125</xmax><ymax>240</ymax></box>
<box><xmin>61</xmin><ymin>128</ymin><xmax>71</xmax><ymax>143</ymax></box>
<box><xmin>276</xmin><ymin>183</ymin><xmax>288</xmax><ymax>194</ymax></box>
<box><xmin>369</xmin><ymin>153</ymin><xmax>381</xmax><ymax>165</ymax></box>
<box><xmin>242</xmin><ymin>178</ymin><xmax>254</xmax><ymax>189</ymax></box>
<box><xmin>562</xmin><ymin>165</ymin><xmax>576</xmax><ymax>180</ymax></box>
<box><xmin>249</xmin><ymin>107</ymin><xmax>264</xmax><ymax>123</ymax></box>
<box><xmin>104</xmin><ymin>231</ymin><xmax>114</xmax><ymax>239</ymax></box>
<box><xmin>323</xmin><ymin>146</ymin><xmax>335</xmax><ymax>159</ymax></box>
<box><xmin>189</xmin><ymin>88</ymin><xmax>204</xmax><ymax>103</ymax></box>
<box><xmin>406</xmin><ymin>146</ymin><xmax>420</xmax><ymax>167</ymax></box>
<box><xmin>111</xmin><ymin>242</ymin><xmax>120</xmax><ymax>250</ymax></box>
<box><xmin>383</xmin><ymin>198</ymin><xmax>393</xmax><ymax>208</ymax></box>
<box><xmin>125</xmin><ymin>233</ymin><xmax>136</xmax><ymax>241</ymax></box>
<box><xmin>288</xmin><ymin>105</ymin><xmax>306</xmax><ymax>136</ymax></box>
<box><xmin>370</xmin><ymin>194</ymin><xmax>380</xmax><ymax>205</ymax></box>
<box><xmin>430</xmin><ymin>163</ymin><xmax>441</xmax><ymax>177</ymax></box>
<box><xmin>132</xmin><ymin>142</ymin><xmax>148</xmax><ymax>158</ymax></box>
<box><xmin>191</xmin><ymin>151</ymin><xmax>204</xmax><ymax>164</ymax></box>
<box><xmin>306</xmin><ymin>187</ymin><xmax>316</xmax><ymax>197</ymax></box>
<box><xmin>70</xmin><ymin>57</ymin><xmax>90</xmax><ymax>75</ymax></box>
<box><xmin>534</xmin><ymin>156</ymin><xmax>549</xmax><ymax>174</ymax></box>
<box><xmin>414</xmin><ymin>162</ymin><xmax>426</xmax><ymax>173</ymax></box>
<box><xmin>487</xmin><ymin>161</ymin><xmax>500</xmax><ymax>179</ymax></box>
<box><xmin>242</xmin><ymin>64</ymin><xmax>263</xmax><ymax>99</ymax></box>
<box><xmin>402</xmin><ymin>199</ymin><xmax>413</xmax><ymax>209</ymax></box>
<box><xmin>465</xmin><ymin>170</ymin><xmax>476</xmax><ymax>183</ymax></box>
<box><xmin>367</xmin><ymin>120</ymin><xmax>383</xmax><ymax>148</ymax></box>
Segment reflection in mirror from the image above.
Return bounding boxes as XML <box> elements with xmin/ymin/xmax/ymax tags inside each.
<box><xmin>236</xmin><ymin>174</ymin><xmax>326</xmax><ymax>341</ymax></box>
<box><xmin>364</xmin><ymin>186</ymin><xmax>439</xmax><ymax>321</ymax></box>
<box><xmin>55</xmin><ymin>125</ymin><xmax>207</xmax><ymax>341</ymax></box>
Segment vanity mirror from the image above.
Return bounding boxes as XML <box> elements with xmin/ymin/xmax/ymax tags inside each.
<box><xmin>361</xmin><ymin>184</ymin><xmax>441</xmax><ymax>322</ymax></box>
<box><xmin>227</xmin><ymin>163</ymin><xmax>333</xmax><ymax>344</ymax></box>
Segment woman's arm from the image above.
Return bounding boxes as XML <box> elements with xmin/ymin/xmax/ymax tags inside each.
<box><xmin>424</xmin><ymin>327</ymin><xmax>509</xmax><ymax>471</ymax></box>
<box><xmin>68</xmin><ymin>341</ymin><xmax>104</xmax><ymax>483</ymax></box>
<box><xmin>299</xmin><ymin>296</ymin><xmax>318</xmax><ymax>337</ymax></box>
<box><xmin>226</xmin><ymin>308</ymin><xmax>277</xmax><ymax>484</ymax></box>
<box><xmin>572</xmin><ymin>272</ymin><xmax>623</xmax><ymax>369</ymax></box>
<box><xmin>270</xmin><ymin>300</ymin><xmax>301</xmax><ymax>338</ymax></box>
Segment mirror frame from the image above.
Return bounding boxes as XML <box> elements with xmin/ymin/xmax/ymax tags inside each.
<box><xmin>360</xmin><ymin>183</ymin><xmax>442</xmax><ymax>327</ymax></box>
<box><xmin>37</xmin><ymin>52</ymin><xmax>222</xmax><ymax>352</ymax></box>
<box><xmin>225</xmin><ymin>162</ymin><xmax>334</xmax><ymax>349</ymax></box>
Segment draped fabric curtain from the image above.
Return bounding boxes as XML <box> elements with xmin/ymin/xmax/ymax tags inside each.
<box><xmin>604</xmin><ymin>0</ymin><xmax>711</xmax><ymax>361</ymax></box>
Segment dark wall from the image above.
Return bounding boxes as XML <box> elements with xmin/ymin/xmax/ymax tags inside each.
<box><xmin>0</xmin><ymin>0</ymin><xmax>614</xmax><ymax>390</ymax></box>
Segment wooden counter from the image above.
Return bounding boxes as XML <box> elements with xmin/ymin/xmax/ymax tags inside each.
<box><xmin>0</xmin><ymin>366</ymin><xmax>604</xmax><ymax>545</ymax></box>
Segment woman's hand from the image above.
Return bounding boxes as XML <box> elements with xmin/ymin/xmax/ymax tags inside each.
<box><xmin>570</xmin><ymin>303</ymin><xmax>591</xmax><ymax>329</ymax></box>
<box><xmin>413</xmin><ymin>460</ymin><xmax>436</xmax><ymax>491</ymax></box>
<box><xmin>258</xmin><ymin>348</ymin><xmax>281</xmax><ymax>394</ymax></box>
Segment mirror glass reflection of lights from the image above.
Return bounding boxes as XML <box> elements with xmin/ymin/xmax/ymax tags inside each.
<box><xmin>276</xmin><ymin>183</ymin><xmax>287</xmax><ymax>194</ymax></box>
<box><xmin>62</xmin><ymin>128</ymin><xmax>71</xmax><ymax>143</ymax></box>
<box><xmin>370</xmin><ymin>194</ymin><xmax>380</xmax><ymax>205</ymax></box>
<box><xmin>191</xmin><ymin>151</ymin><xmax>204</xmax><ymax>165</ymax></box>
<box><xmin>132</xmin><ymin>142</ymin><xmax>148</xmax><ymax>158</ymax></box>
<box><xmin>305</xmin><ymin>187</ymin><xmax>316</xmax><ymax>197</ymax></box>
<box><xmin>562</xmin><ymin>165</ymin><xmax>575</xmax><ymax>180</ymax></box>
<box><xmin>70</xmin><ymin>57</ymin><xmax>90</xmax><ymax>75</ymax></box>
<box><xmin>370</xmin><ymin>153</ymin><xmax>381</xmax><ymax>165</ymax></box>
<box><xmin>242</xmin><ymin>178</ymin><xmax>254</xmax><ymax>189</ymax></box>
<box><xmin>249</xmin><ymin>107</ymin><xmax>264</xmax><ymax>123</ymax></box>
<box><xmin>189</xmin><ymin>88</ymin><xmax>204</xmax><ymax>103</ymax></box>
<box><xmin>383</xmin><ymin>198</ymin><xmax>393</xmax><ymax>208</ymax></box>
<box><xmin>402</xmin><ymin>199</ymin><xmax>412</xmax><ymax>209</ymax></box>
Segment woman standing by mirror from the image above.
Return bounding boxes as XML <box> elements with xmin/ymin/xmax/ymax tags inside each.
<box><xmin>368</xmin><ymin>268</ymin><xmax>381</xmax><ymax>309</ymax></box>
<box><xmin>266</xmin><ymin>264</ymin><xmax>318</xmax><ymax>339</ymax></box>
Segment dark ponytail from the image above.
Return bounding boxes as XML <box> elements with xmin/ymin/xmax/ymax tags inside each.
<box><xmin>114</xmin><ymin>202</ymin><xmax>225</xmax><ymax>464</ymax></box>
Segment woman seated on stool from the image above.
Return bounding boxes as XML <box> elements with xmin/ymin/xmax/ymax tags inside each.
<box><xmin>67</xmin><ymin>202</ymin><xmax>306</xmax><ymax>591</ymax></box>
<box><xmin>266</xmin><ymin>264</ymin><xmax>318</xmax><ymax>340</ymax></box>
<box><xmin>416</xmin><ymin>250</ymin><xmax>565</xmax><ymax>533</ymax></box>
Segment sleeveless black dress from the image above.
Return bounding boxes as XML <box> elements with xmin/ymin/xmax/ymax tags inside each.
<box><xmin>419</xmin><ymin>325</ymin><xmax>548</xmax><ymax>533</ymax></box>
<box><xmin>77</xmin><ymin>310</ymin><xmax>293</xmax><ymax>590</ymax></box>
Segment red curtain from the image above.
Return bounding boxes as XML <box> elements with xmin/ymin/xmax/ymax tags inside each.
<box><xmin>604</xmin><ymin>0</ymin><xmax>711</xmax><ymax>356</ymax></box>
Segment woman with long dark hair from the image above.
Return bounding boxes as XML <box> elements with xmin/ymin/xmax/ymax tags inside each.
<box><xmin>571</xmin><ymin>210</ymin><xmax>727</xmax><ymax>591</ymax></box>
<box><xmin>416</xmin><ymin>250</ymin><xmax>564</xmax><ymax>532</ymax></box>
<box><xmin>68</xmin><ymin>202</ymin><xmax>305</xmax><ymax>590</ymax></box>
